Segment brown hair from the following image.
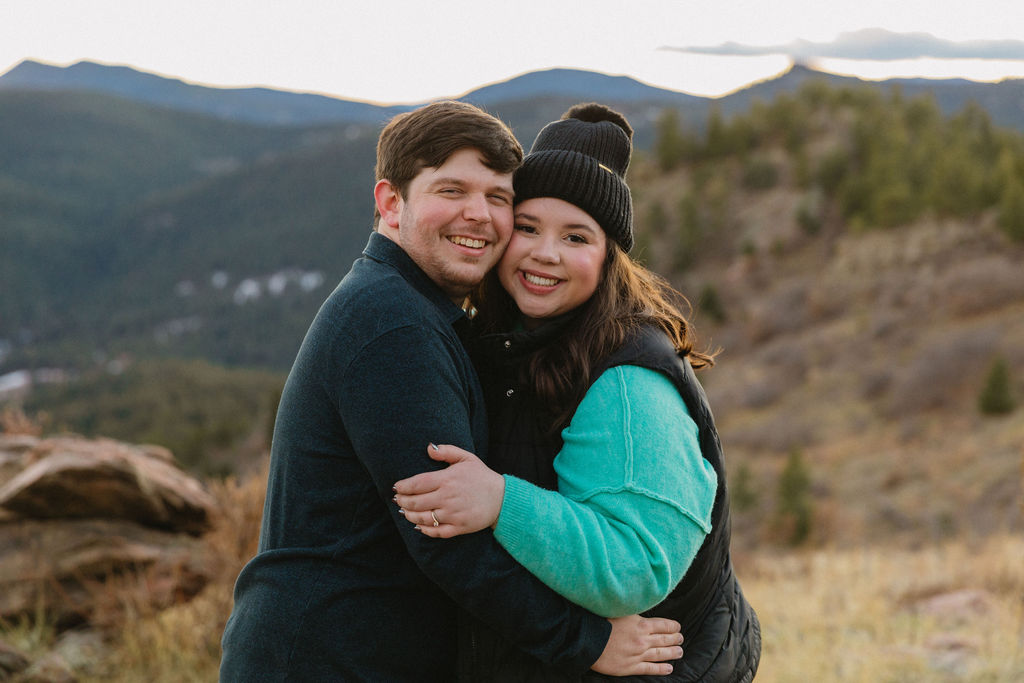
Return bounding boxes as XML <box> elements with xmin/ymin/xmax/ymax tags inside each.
<box><xmin>373</xmin><ymin>100</ymin><xmax>523</xmax><ymax>226</ymax></box>
<box><xmin>474</xmin><ymin>241</ymin><xmax>716</xmax><ymax>431</ymax></box>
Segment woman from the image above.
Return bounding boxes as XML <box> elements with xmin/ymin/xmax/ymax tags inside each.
<box><xmin>394</xmin><ymin>104</ymin><xmax>760</xmax><ymax>681</ymax></box>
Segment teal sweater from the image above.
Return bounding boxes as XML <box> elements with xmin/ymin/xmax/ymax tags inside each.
<box><xmin>494</xmin><ymin>365</ymin><xmax>718</xmax><ymax>617</ymax></box>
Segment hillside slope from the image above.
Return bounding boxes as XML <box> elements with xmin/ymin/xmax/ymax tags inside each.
<box><xmin>625</xmin><ymin>87</ymin><xmax>1024</xmax><ymax>547</ymax></box>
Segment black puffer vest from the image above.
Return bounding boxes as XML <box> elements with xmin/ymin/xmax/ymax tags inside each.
<box><xmin>458</xmin><ymin>321</ymin><xmax>761</xmax><ymax>682</ymax></box>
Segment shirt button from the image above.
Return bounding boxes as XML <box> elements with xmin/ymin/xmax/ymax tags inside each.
<box><xmin>505</xmin><ymin>388</ymin><xmax>514</xmax><ymax>397</ymax></box>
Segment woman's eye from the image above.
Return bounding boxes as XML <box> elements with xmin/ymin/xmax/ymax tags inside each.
<box><xmin>514</xmin><ymin>224</ymin><xmax>537</xmax><ymax>234</ymax></box>
<box><xmin>566</xmin><ymin>233</ymin><xmax>588</xmax><ymax>244</ymax></box>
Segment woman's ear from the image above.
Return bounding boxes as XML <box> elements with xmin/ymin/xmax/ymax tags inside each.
<box><xmin>374</xmin><ymin>179</ymin><xmax>402</xmax><ymax>229</ymax></box>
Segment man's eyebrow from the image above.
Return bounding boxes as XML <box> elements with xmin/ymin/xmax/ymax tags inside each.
<box><xmin>427</xmin><ymin>176</ymin><xmax>467</xmax><ymax>187</ymax></box>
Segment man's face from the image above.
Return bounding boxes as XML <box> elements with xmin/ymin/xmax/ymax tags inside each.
<box><xmin>385</xmin><ymin>148</ymin><xmax>514</xmax><ymax>301</ymax></box>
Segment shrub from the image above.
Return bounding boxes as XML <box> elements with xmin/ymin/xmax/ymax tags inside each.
<box><xmin>776</xmin><ymin>448</ymin><xmax>813</xmax><ymax>546</ymax></box>
<box><xmin>697</xmin><ymin>283</ymin><xmax>727</xmax><ymax>324</ymax></box>
<box><xmin>654</xmin><ymin>108</ymin><xmax>688</xmax><ymax>171</ymax></box>
<box><xmin>997</xmin><ymin>178</ymin><xmax>1024</xmax><ymax>242</ymax></box>
<box><xmin>978</xmin><ymin>356</ymin><xmax>1016</xmax><ymax>415</ymax></box>
<box><xmin>796</xmin><ymin>189</ymin><xmax>823</xmax><ymax>235</ymax></box>
<box><xmin>673</xmin><ymin>193</ymin><xmax>702</xmax><ymax>270</ymax></box>
<box><xmin>731</xmin><ymin>462</ymin><xmax>757</xmax><ymax>512</ymax></box>
<box><xmin>741</xmin><ymin>158</ymin><xmax>779</xmax><ymax>191</ymax></box>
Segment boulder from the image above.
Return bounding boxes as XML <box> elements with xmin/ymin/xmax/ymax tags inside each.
<box><xmin>0</xmin><ymin>435</ymin><xmax>219</xmax><ymax>627</ymax></box>
<box><xmin>0</xmin><ymin>436</ymin><xmax>217</xmax><ymax>535</ymax></box>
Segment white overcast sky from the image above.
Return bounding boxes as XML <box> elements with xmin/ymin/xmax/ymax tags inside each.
<box><xmin>4</xmin><ymin>0</ymin><xmax>1024</xmax><ymax>104</ymax></box>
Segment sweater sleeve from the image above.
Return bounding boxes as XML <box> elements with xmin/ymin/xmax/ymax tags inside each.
<box><xmin>493</xmin><ymin>365</ymin><xmax>717</xmax><ymax>617</ymax></box>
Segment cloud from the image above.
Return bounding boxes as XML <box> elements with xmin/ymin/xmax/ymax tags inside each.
<box><xmin>661</xmin><ymin>28</ymin><xmax>1024</xmax><ymax>61</ymax></box>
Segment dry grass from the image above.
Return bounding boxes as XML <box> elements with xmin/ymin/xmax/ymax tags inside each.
<box><xmin>75</xmin><ymin>462</ymin><xmax>267</xmax><ymax>683</ymax></box>
<box><xmin>55</xmin><ymin>462</ymin><xmax>1019</xmax><ymax>682</ymax></box>
<box><xmin>740</xmin><ymin>535</ymin><xmax>1024</xmax><ymax>682</ymax></box>
<box><xmin>0</xmin><ymin>405</ymin><xmax>44</xmax><ymax>436</ymax></box>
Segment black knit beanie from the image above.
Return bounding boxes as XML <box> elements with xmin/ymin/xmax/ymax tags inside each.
<box><xmin>513</xmin><ymin>103</ymin><xmax>634</xmax><ymax>252</ymax></box>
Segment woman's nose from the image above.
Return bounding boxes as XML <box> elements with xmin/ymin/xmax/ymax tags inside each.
<box><xmin>530</xmin><ymin>237</ymin><xmax>559</xmax><ymax>263</ymax></box>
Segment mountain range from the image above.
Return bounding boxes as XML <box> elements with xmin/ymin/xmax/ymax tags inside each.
<box><xmin>2</xmin><ymin>59</ymin><xmax>1024</xmax><ymax>374</ymax></box>
<box><xmin>5</xmin><ymin>58</ymin><xmax>1024</xmax><ymax>134</ymax></box>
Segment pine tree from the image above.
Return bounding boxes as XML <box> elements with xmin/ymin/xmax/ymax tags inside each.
<box><xmin>998</xmin><ymin>178</ymin><xmax>1024</xmax><ymax>242</ymax></box>
<box><xmin>978</xmin><ymin>357</ymin><xmax>1016</xmax><ymax>415</ymax></box>
<box><xmin>731</xmin><ymin>462</ymin><xmax>757</xmax><ymax>512</ymax></box>
<box><xmin>776</xmin><ymin>448</ymin><xmax>813</xmax><ymax>545</ymax></box>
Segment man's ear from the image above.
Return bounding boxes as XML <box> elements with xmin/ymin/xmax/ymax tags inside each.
<box><xmin>374</xmin><ymin>179</ymin><xmax>402</xmax><ymax>229</ymax></box>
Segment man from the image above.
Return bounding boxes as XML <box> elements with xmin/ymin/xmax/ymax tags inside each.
<box><xmin>220</xmin><ymin>101</ymin><xmax>680</xmax><ymax>681</ymax></box>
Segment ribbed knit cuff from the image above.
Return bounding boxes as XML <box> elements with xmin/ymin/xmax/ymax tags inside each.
<box><xmin>493</xmin><ymin>474</ymin><xmax>535</xmax><ymax>553</ymax></box>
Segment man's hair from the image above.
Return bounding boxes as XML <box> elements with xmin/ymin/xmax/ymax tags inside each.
<box><xmin>374</xmin><ymin>100</ymin><xmax>523</xmax><ymax>226</ymax></box>
<box><xmin>474</xmin><ymin>242</ymin><xmax>716</xmax><ymax>432</ymax></box>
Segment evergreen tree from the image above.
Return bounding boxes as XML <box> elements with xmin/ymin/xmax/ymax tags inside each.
<box><xmin>776</xmin><ymin>448</ymin><xmax>813</xmax><ymax>545</ymax></box>
<box><xmin>654</xmin><ymin>108</ymin><xmax>687</xmax><ymax>170</ymax></box>
<box><xmin>731</xmin><ymin>462</ymin><xmax>757</xmax><ymax>512</ymax></box>
<box><xmin>997</xmin><ymin>178</ymin><xmax>1024</xmax><ymax>242</ymax></box>
<box><xmin>979</xmin><ymin>357</ymin><xmax>1016</xmax><ymax>415</ymax></box>
<box><xmin>697</xmin><ymin>284</ymin><xmax>727</xmax><ymax>324</ymax></box>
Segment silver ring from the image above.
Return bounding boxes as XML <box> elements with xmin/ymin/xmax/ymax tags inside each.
<box><xmin>430</xmin><ymin>510</ymin><xmax>440</xmax><ymax>527</ymax></box>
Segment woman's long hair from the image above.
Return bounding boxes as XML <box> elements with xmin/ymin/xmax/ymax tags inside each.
<box><xmin>474</xmin><ymin>242</ymin><xmax>716</xmax><ymax>431</ymax></box>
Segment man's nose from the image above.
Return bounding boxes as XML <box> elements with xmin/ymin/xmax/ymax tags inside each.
<box><xmin>463</xmin><ymin>193</ymin><xmax>491</xmax><ymax>222</ymax></box>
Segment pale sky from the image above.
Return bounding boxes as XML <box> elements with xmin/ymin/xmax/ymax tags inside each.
<box><xmin>4</xmin><ymin>0</ymin><xmax>1024</xmax><ymax>104</ymax></box>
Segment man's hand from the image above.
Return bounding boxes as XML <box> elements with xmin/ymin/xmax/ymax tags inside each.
<box><xmin>592</xmin><ymin>614</ymin><xmax>683</xmax><ymax>676</ymax></box>
<box><xmin>393</xmin><ymin>444</ymin><xmax>505</xmax><ymax>537</ymax></box>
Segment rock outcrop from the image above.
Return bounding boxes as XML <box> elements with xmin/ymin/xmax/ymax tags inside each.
<box><xmin>0</xmin><ymin>434</ymin><xmax>219</xmax><ymax>627</ymax></box>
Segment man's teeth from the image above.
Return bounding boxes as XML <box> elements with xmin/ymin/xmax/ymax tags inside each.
<box><xmin>524</xmin><ymin>273</ymin><xmax>559</xmax><ymax>287</ymax></box>
<box><xmin>450</xmin><ymin>236</ymin><xmax>486</xmax><ymax>249</ymax></box>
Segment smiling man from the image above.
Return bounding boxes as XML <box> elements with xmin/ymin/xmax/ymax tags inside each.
<box><xmin>218</xmin><ymin>101</ymin><xmax>679</xmax><ymax>681</ymax></box>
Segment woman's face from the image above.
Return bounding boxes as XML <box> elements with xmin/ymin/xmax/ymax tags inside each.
<box><xmin>497</xmin><ymin>197</ymin><xmax>607</xmax><ymax>328</ymax></box>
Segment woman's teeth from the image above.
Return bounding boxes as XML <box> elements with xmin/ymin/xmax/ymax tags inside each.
<box><xmin>524</xmin><ymin>272</ymin><xmax>558</xmax><ymax>286</ymax></box>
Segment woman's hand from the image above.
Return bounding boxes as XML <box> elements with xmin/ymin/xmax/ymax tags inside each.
<box><xmin>591</xmin><ymin>615</ymin><xmax>684</xmax><ymax>676</ymax></box>
<box><xmin>393</xmin><ymin>444</ymin><xmax>505</xmax><ymax>538</ymax></box>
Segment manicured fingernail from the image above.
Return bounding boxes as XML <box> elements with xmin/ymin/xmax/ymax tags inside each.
<box><xmin>413</xmin><ymin>525</ymin><xmax>420</xmax><ymax>531</ymax></box>
<box><xmin>429</xmin><ymin>443</ymin><xmax>439</xmax><ymax>451</ymax></box>
<box><xmin>398</xmin><ymin>508</ymin><xmax>405</xmax><ymax>515</ymax></box>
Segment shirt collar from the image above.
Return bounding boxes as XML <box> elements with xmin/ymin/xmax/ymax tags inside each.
<box><xmin>362</xmin><ymin>231</ymin><xmax>467</xmax><ymax>325</ymax></box>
